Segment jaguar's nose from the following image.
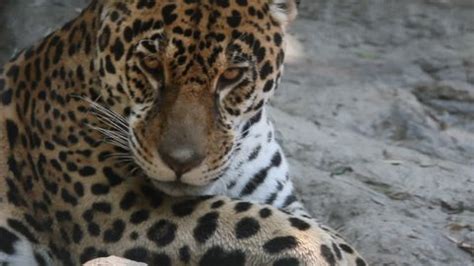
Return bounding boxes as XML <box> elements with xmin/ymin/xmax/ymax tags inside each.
<box><xmin>158</xmin><ymin>147</ymin><xmax>205</xmax><ymax>178</ymax></box>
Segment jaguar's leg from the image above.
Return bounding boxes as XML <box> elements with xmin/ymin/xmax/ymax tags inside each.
<box><xmin>78</xmin><ymin>195</ymin><xmax>366</xmax><ymax>266</ymax></box>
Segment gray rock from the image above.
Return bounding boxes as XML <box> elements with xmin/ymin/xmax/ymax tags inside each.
<box><xmin>1</xmin><ymin>1</ymin><xmax>473</xmax><ymax>265</ymax></box>
<box><xmin>464</xmin><ymin>57</ymin><xmax>474</xmax><ymax>85</ymax></box>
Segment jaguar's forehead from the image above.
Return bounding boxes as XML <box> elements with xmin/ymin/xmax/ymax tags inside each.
<box><xmin>109</xmin><ymin>0</ymin><xmax>272</xmax><ymax>17</ymax></box>
<box><xmin>105</xmin><ymin>0</ymin><xmax>279</xmax><ymax>40</ymax></box>
<box><xmin>101</xmin><ymin>0</ymin><xmax>284</xmax><ymax>79</ymax></box>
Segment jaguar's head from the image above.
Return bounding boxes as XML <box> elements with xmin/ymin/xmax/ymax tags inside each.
<box><xmin>92</xmin><ymin>0</ymin><xmax>298</xmax><ymax>196</ymax></box>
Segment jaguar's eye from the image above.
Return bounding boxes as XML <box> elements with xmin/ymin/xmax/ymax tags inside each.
<box><xmin>218</xmin><ymin>67</ymin><xmax>246</xmax><ymax>89</ymax></box>
<box><xmin>141</xmin><ymin>56</ymin><xmax>160</xmax><ymax>70</ymax></box>
<box><xmin>139</xmin><ymin>56</ymin><xmax>163</xmax><ymax>80</ymax></box>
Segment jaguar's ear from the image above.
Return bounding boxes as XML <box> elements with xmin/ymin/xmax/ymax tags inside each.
<box><xmin>269</xmin><ymin>0</ymin><xmax>299</xmax><ymax>28</ymax></box>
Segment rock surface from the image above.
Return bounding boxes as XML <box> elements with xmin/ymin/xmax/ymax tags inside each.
<box><xmin>1</xmin><ymin>0</ymin><xmax>473</xmax><ymax>265</ymax></box>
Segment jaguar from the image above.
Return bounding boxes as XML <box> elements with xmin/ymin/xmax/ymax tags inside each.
<box><xmin>0</xmin><ymin>0</ymin><xmax>366</xmax><ymax>265</ymax></box>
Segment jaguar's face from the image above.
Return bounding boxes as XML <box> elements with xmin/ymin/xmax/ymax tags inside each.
<box><xmin>94</xmin><ymin>0</ymin><xmax>297</xmax><ymax>196</ymax></box>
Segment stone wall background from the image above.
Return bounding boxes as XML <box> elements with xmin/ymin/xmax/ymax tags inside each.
<box><xmin>1</xmin><ymin>1</ymin><xmax>473</xmax><ymax>265</ymax></box>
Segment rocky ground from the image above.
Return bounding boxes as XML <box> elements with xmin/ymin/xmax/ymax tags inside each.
<box><xmin>1</xmin><ymin>0</ymin><xmax>473</xmax><ymax>265</ymax></box>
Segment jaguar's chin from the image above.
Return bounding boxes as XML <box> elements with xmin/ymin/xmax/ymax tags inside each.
<box><xmin>151</xmin><ymin>180</ymin><xmax>216</xmax><ymax>197</ymax></box>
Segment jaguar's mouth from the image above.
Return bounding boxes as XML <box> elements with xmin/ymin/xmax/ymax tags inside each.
<box><xmin>151</xmin><ymin>179</ymin><xmax>215</xmax><ymax>197</ymax></box>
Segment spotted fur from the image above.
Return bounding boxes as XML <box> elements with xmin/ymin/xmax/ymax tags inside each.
<box><xmin>0</xmin><ymin>0</ymin><xmax>366</xmax><ymax>265</ymax></box>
